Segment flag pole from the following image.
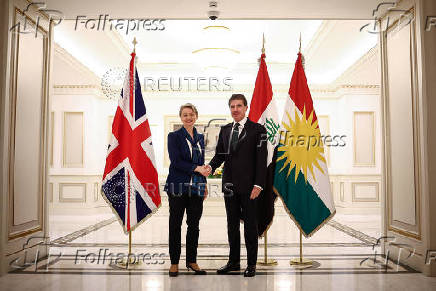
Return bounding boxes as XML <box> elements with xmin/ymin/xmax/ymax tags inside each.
<box><xmin>129</xmin><ymin>37</ymin><xmax>138</xmax><ymax>269</ymax></box>
<box><xmin>257</xmin><ymin>231</ymin><xmax>278</xmax><ymax>266</ymax></box>
<box><xmin>119</xmin><ymin>37</ymin><xmax>141</xmax><ymax>270</ymax></box>
<box><xmin>128</xmin><ymin>229</ymin><xmax>132</xmax><ymax>257</ymax></box>
<box><xmin>127</xmin><ymin>228</ymin><xmax>141</xmax><ymax>266</ymax></box>
<box><xmin>256</xmin><ymin>33</ymin><xmax>277</xmax><ymax>267</ymax></box>
<box><xmin>289</xmin><ymin>34</ymin><xmax>313</xmax><ymax>269</ymax></box>
<box><xmin>125</xmin><ymin>229</ymin><xmax>132</xmax><ymax>268</ymax></box>
<box><xmin>299</xmin><ymin>231</ymin><xmax>302</xmax><ymax>262</ymax></box>
<box><xmin>117</xmin><ymin>229</ymin><xmax>140</xmax><ymax>269</ymax></box>
<box><xmin>289</xmin><ymin>230</ymin><xmax>313</xmax><ymax>268</ymax></box>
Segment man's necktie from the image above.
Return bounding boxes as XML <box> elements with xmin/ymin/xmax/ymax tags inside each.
<box><xmin>231</xmin><ymin>122</ymin><xmax>240</xmax><ymax>152</ymax></box>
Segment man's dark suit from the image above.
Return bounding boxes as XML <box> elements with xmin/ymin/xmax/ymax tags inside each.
<box><xmin>209</xmin><ymin>118</ymin><xmax>267</xmax><ymax>266</ymax></box>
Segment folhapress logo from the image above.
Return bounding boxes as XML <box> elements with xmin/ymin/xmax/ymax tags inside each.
<box><xmin>425</xmin><ymin>16</ymin><xmax>436</xmax><ymax>31</ymax></box>
<box><xmin>75</xmin><ymin>15</ymin><xmax>165</xmax><ymax>35</ymax></box>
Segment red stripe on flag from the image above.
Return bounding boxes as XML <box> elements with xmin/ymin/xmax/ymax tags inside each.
<box><xmin>248</xmin><ymin>53</ymin><xmax>273</xmax><ymax>123</ymax></box>
<box><xmin>289</xmin><ymin>53</ymin><xmax>317</xmax><ymax>124</ymax></box>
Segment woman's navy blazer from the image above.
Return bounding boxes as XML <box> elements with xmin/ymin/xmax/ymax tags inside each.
<box><xmin>164</xmin><ymin>127</ymin><xmax>206</xmax><ymax>195</ymax></box>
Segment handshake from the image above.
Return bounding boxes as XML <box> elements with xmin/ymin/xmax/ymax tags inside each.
<box><xmin>195</xmin><ymin>165</ymin><xmax>212</xmax><ymax>177</ymax></box>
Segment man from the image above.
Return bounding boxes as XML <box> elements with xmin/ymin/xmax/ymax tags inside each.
<box><xmin>206</xmin><ymin>94</ymin><xmax>267</xmax><ymax>277</ymax></box>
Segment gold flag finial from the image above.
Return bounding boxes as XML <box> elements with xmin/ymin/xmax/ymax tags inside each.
<box><xmin>299</xmin><ymin>33</ymin><xmax>305</xmax><ymax>69</ymax></box>
<box><xmin>262</xmin><ymin>33</ymin><xmax>265</xmax><ymax>54</ymax></box>
<box><xmin>299</xmin><ymin>33</ymin><xmax>302</xmax><ymax>53</ymax></box>
<box><xmin>132</xmin><ymin>37</ymin><xmax>137</xmax><ymax>53</ymax></box>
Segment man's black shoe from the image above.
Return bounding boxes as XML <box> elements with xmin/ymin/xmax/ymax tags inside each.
<box><xmin>243</xmin><ymin>265</ymin><xmax>256</xmax><ymax>277</ymax></box>
<box><xmin>216</xmin><ymin>262</ymin><xmax>240</xmax><ymax>274</ymax></box>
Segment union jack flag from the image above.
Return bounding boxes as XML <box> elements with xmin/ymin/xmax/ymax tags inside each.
<box><xmin>102</xmin><ymin>52</ymin><xmax>161</xmax><ymax>234</ymax></box>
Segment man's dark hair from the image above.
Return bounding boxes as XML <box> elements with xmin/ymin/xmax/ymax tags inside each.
<box><xmin>228</xmin><ymin>94</ymin><xmax>247</xmax><ymax>107</ymax></box>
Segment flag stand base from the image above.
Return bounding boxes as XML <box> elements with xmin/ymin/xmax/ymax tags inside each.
<box><xmin>116</xmin><ymin>258</ymin><xmax>142</xmax><ymax>269</ymax></box>
<box><xmin>258</xmin><ymin>259</ymin><xmax>278</xmax><ymax>266</ymax></box>
<box><xmin>289</xmin><ymin>231</ymin><xmax>314</xmax><ymax>269</ymax></box>
<box><xmin>257</xmin><ymin>232</ymin><xmax>278</xmax><ymax>266</ymax></box>
<box><xmin>289</xmin><ymin>258</ymin><xmax>313</xmax><ymax>268</ymax></box>
<box><xmin>115</xmin><ymin>230</ymin><xmax>142</xmax><ymax>269</ymax></box>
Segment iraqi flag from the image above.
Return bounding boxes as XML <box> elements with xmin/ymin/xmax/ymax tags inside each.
<box><xmin>248</xmin><ymin>53</ymin><xmax>280</xmax><ymax>237</ymax></box>
<box><xmin>273</xmin><ymin>52</ymin><xmax>335</xmax><ymax>237</ymax></box>
<box><xmin>102</xmin><ymin>52</ymin><xmax>161</xmax><ymax>234</ymax></box>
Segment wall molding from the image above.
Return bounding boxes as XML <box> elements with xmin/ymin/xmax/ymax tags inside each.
<box><xmin>330</xmin><ymin>175</ymin><xmax>382</xmax><ymax>210</ymax></box>
<box><xmin>53</xmin><ymin>44</ymin><xmax>99</xmax><ymax>84</ymax></box>
<box><xmin>7</xmin><ymin>7</ymin><xmax>49</xmax><ymax>241</ymax></box>
<box><xmin>381</xmin><ymin>7</ymin><xmax>422</xmax><ymax>241</ymax></box>
<box><xmin>353</xmin><ymin>111</ymin><xmax>376</xmax><ymax>167</ymax></box>
<box><xmin>352</xmin><ymin>182</ymin><xmax>380</xmax><ymax>202</ymax></box>
<box><xmin>62</xmin><ymin>112</ymin><xmax>84</xmax><ymax>168</ymax></box>
<box><xmin>104</xmin><ymin>30</ymin><xmax>130</xmax><ymax>61</ymax></box>
<box><xmin>93</xmin><ymin>182</ymin><xmax>99</xmax><ymax>202</ymax></box>
<box><xmin>303</xmin><ymin>20</ymin><xmax>337</xmax><ymax>62</ymax></box>
<box><xmin>50</xmin><ymin>83</ymin><xmax>380</xmax><ymax>101</ymax></box>
<box><xmin>53</xmin><ymin>84</ymin><xmax>105</xmax><ymax>99</ymax></box>
<box><xmin>59</xmin><ymin>183</ymin><xmax>87</xmax><ymax>203</ymax></box>
<box><xmin>334</xmin><ymin>46</ymin><xmax>380</xmax><ymax>86</ymax></box>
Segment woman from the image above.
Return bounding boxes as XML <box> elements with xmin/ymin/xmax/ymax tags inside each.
<box><xmin>164</xmin><ymin>103</ymin><xmax>209</xmax><ymax>277</ymax></box>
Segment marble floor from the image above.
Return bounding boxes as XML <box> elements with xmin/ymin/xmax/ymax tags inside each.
<box><xmin>2</xmin><ymin>204</ymin><xmax>436</xmax><ymax>291</ymax></box>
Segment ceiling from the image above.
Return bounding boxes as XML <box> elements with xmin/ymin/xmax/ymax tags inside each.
<box><xmin>54</xmin><ymin>19</ymin><xmax>378</xmax><ymax>85</ymax></box>
<box><xmin>45</xmin><ymin>0</ymin><xmax>383</xmax><ymax>19</ymax></box>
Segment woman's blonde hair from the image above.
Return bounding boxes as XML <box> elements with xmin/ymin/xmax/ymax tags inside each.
<box><xmin>179</xmin><ymin>103</ymin><xmax>198</xmax><ymax>117</ymax></box>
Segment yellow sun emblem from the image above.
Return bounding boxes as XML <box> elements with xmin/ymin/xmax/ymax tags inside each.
<box><xmin>277</xmin><ymin>106</ymin><xmax>326</xmax><ymax>183</ymax></box>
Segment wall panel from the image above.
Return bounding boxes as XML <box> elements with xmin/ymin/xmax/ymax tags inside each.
<box><xmin>63</xmin><ymin>112</ymin><xmax>84</xmax><ymax>168</ymax></box>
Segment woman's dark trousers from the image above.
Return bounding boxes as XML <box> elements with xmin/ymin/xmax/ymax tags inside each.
<box><xmin>168</xmin><ymin>193</ymin><xmax>204</xmax><ymax>265</ymax></box>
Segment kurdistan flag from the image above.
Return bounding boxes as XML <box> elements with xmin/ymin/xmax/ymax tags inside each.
<box><xmin>273</xmin><ymin>52</ymin><xmax>335</xmax><ymax>237</ymax></box>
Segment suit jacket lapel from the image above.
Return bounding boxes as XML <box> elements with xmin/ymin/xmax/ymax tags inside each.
<box><xmin>235</xmin><ymin>119</ymin><xmax>251</xmax><ymax>152</ymax></box>
<box><xmin>222</xmin><ymin>124</ymin><xmax>232</xmax><ymax>154</ymax></box>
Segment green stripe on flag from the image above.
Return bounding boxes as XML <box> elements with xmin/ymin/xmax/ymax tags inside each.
<box><xmin>273</xmin><ymin>149</ymin><xmax>331</xmax><ymax>237</ymax></box>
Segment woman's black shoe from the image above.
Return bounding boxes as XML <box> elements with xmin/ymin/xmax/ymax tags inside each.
<box><xmin>186</xmin><ymin>263</ymin><xmax>207</xmax><ymax>275</ymax></box>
